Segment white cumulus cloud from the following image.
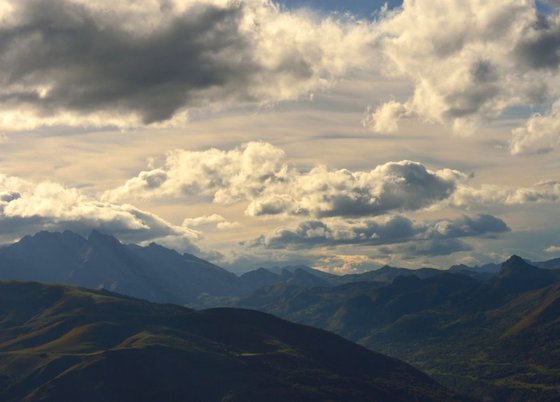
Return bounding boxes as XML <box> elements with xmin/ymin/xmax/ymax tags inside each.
<box><xmin>105</xmin><ymin>141</ymin><xmax>467</xmax><ymax>218</ymax></box>
<box><xmin>366</xmin><ymin>0</ymin><xmax>560</xmax><ymax>142</ymax></box>
<box><xmin>510</xmin><ymin>99</ymin><xmax>560</xmax><ymax>155</ymax></box>
<box><xmin>0</xmin><ymin>173</ymin><xmax>200</xmax><ymax>251</ymax></box>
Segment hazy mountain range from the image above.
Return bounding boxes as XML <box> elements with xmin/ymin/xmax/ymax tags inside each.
<box><xmin>2</xmin><ymin>230</ymin><xmax>556</xmax><ymax>305</ymax></box>
<box><xmin>0</xmin><ymin>230</ymin><xmax>351</xmax><ymax>304</ymax></box>
<box><xmin>1</xmin><ymin>230</ymin><xmax>560</xmax><ymax>401</ymax></box>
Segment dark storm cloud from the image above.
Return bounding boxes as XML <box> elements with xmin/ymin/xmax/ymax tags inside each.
<box><xmin>253</xmin><ymin>216</ymin><xmax>416</xmax><ymax>249</ymax></box>
<box><xmin>0</xmin><ymin>0</ymin><xmax>375</xmax><ymax>128</ymax></box>
<box><xmin>423</xmin><ymin>214</ymin><xmax>510</xmax><ymax>240</ymax></box>
<box><xmin>251</xmin><ymin>214</ymin><xmax>510</xmax><ymax>250</ymax></box>
<box><xmin>0</xmin><ymin>0</ymin><xmax>259</xmax><ymax>123</ymax></box>
<box><xmin>380</xmin><ymin>238</ymin><xmax>473</xmax><ymax>258</ymax></box>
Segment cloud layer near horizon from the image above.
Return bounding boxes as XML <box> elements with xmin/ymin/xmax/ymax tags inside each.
<box><xmin>0</xmin><ymin>173</ymin><xmax>201</xmax><ymax>252</ymax></box>
<box><xmin>4</xmin><ymin>137</ymin><xmax>560</xmax><ymax>267</ymax></box>
<box><xmin>100</xmin><ymin>139</ymin><xmax>560</xmax><ymax>266</ymax></box>
<box><xmin>248</xmin><ymin>214</ymin><xmax>509</xmax><ymax>253</ymax></box>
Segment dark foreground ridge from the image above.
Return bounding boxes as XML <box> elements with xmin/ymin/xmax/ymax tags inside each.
<box><xmin>0</xmin><ymin>281</ymin><xmax>472</xmax><ymax>402</ymax></box>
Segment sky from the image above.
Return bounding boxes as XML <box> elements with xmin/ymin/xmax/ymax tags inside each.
<box><xmin>1</xmin><ymin>0</ymin><xmax>560</xmax><ymax>274</ymax></box>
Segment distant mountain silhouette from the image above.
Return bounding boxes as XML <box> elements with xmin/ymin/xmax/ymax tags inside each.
<box><xmin>0</xmin><ymin>281</ymin><xmax>471</xmax><ymax>402</ymax></box>
<box><xmin>531</xmin><ymin>257</ymin><xmax>560</xmax><ymax>270</ymax></box>
<box><xmin>240</xmin><ymin>266</ymin><xmax>334</xmax><ymax>289</ymax></box>
<box><xmin>5</xmin><ymin>230</ymin><xmax>560</xmax><ymax>307</ymax></box>
<box><xmin>449</xmin><ymin>262</ymin><xmax>501</xmax><ymax>273</ymax></box>
<box><xmin>483</xmin><ymin>255</ymin><xmax>560</xmax><ymax>305</ymax></box>
<box><xmin>0</xmin><ymin>230</ymin><xmax>240</xmax><ymax>304</ymax></box>
<box><xmin>0</xmin><ymin>231</ymin><xmax>354</xmax><ymax>305</ymax></box>
<box><xmin>448</xmin><ymin>262</ymin><xmax>501</xmax><ymax>281</ymax></box>
<box><xmin>239</xmin><ymin>267</ymin><xmax>280</xmax><ymax>288</ymax></box>
<box><xmin>334</xmin><ymin>265</ymin><xmax>443</xmax><ymax>285</ymax></box>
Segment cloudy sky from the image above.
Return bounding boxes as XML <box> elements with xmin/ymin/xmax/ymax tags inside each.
<box><xmin>1</xmin><ymin>0</ymin><xmax>560</xmax><ymax>273</ymax></box>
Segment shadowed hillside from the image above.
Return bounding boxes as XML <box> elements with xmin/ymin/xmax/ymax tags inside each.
<box><xmin>0</xmin><ymin>281</ymin><xmax>472</xmax><ymax>402</ymax></box>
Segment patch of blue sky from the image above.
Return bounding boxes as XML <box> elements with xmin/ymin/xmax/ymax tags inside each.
<box><xmin>536</xmin><ymin>0</ymin><xmax>555</xmax><ymax>14</ymax></box>
<box><xmin>277</xmin><ymin>1</ymin><xmax>554</xmax><ymax>18</ymax></box>
<box><xmin>501</xmin><ymin>99</ymin><xmax>556</xmax><ymax>120</ymax></box>
<box><xmin>275</xmin><ymin>0</ymin><xmax>402</xmax><ymax>18</ymax></box>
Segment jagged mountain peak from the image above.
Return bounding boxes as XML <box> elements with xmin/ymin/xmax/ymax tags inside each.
<box><xmin>492</xmin><ymin>255</ymin><xmax>560</xmax><ymax>296</ymax></box>
<box><xmin>19</xmin><ymin>229</ymin><xmax>85</xmax><ymax>244</ymax></box>
<box><xmin>503</xmin><ymin>254</ymin><xmax>528</xmax><ymax>266</ymax></box>
<box><xmin>87</xmin><ymin>229</ymin><xmax>122</xmax><ymax>247</ymax></box>
<box><xmin>499</xmin><ymin>255</ymin><xmax>540</xmax><ymax>277</ymax></box>
<box><xmin>0</xmin><ymin>229</ymin><xmax>241</xmax><ymax>304</ymax></box>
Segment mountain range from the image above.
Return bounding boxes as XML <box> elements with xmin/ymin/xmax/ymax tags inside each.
<box><xmin>0</xmin><ymin>230</ymin><xmax>243</xmax><ymax>304</ymax></box>
<box><xmin>235</xmin><ymin>256</ymin><xmax>560</xmax><ymax>401</ymax></box>
<box><xmin>1</xmin><ymin>230</ymin><xmax>560</xmax><ymax>401</ymax></box>
<box><xmin>2</xmin><ymin>230</ymin><xmax>552</xmax><ymax>306</ymax></box>
<box><xmin>0</xmin><ymin>230</ymin><xmax>356</xmax><ymax>304</ymax></box>
<box><xmin>0</xmin><ymin>281</ymin><xmax>470</xmax><ymax>402</ymax></box>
